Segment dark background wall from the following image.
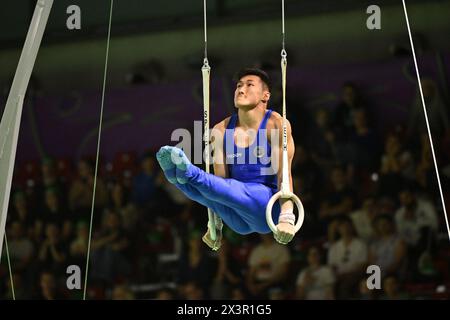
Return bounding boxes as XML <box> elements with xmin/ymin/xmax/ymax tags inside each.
<box><xmin>1</xmin><ymin>0</ymin><xmax>449</xmax><ymax>92</ymax></box>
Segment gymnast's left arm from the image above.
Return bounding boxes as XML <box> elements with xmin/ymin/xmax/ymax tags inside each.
<box><xmin>272</xmin><ymin>115</ymin><xmax>295</xmax><ymax>222</ymax></box>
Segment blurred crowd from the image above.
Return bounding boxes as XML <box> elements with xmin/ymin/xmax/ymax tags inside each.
<box><xmin>1</xmin><ymin>77</ymin><xmax>449</xmax><ymax>300</ymax></box>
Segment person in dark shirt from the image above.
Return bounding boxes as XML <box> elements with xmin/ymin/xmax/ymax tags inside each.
<box><xmin>41</xmin><ymin>187</ymin><xmax>69</xmax><ymax>226</ymax></box>
<box><xmin>345</xmin><ymin>108</ymin><xmax>381</xmax><ymax>172</ymax></box>
<box><xmin>34</xmin><ymin>271</ymin><xmax>66</xmax><ymax>300</ymax></box>
<box><xmin>7</xmin><ymin>191</ymin><xmax>35</xmax><ymax>243</ymax></box>
<box><xmin>132</xmin><ymin>152</ymin><xmax>157</xmax><ymax>208</ymax></box>
<box><xmin>89</xmin><ymin>210</ymin><xmax>131</xmax><ymax>284</ymax></box>
<box><xmin>176</xmin><ymin>230</ymin><xmax>215</xmax><ymax>297</ymax></box>
<box><xmin>38</xmin><ymin>223</ymin><xmax>68</xmax><ymax>273</ymax></box>
<box><xmin>318</xmin><ymin>166</ymin><xmax>356</xmax><ymax>233</ymax></box>
<box><xmin>333</xmin><ymin>82</ymin><xmax>367</xmax><ymax>139</ymax></box>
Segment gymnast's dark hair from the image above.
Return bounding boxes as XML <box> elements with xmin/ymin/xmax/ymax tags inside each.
<box><xmin>234</xmin><ymin>68</ymin><xmax>272</xmax><ymax>92</ymax></box>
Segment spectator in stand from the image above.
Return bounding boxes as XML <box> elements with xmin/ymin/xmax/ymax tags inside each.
<box><xmin>154</xmin><ymin>170</ymin><xmax>194</xmax><ymax>226</ymax></box>
<box><xmin>291</xmin><ymin>144</ymin><xmax>323</xmax><ymax>214</ymax></box>
<box><xmin>308</xmin><ymin>108</ymin><xmax>340</xmax><ymax>171</ymax></box>
<box><xmin>345</xmin><ymin>108</ymin><xmax>380</xmax><ymax>172</ymax></box>
<box><xmin>319</xmin><ymin>166</ymin><xmax>356</xmax><ymax>231</ymax></box>
<box><xmin>176</xmin><ymin>230</ymin><xmax>215</xmax><ymax>297</ymax></box>
<box><xmin>333</xmin><ymin>82</ymin><xmax>368</xmax><ymax>138</ymax></box>
<box><xmin>37</xmin><ymin>157</ymin><xmax>68</xmax><ymax>207</ymax></box>
<box><xmin>69</xmin><ymin>221</ymin><xmax>88</xmax><ymax>267</ymax></box>
<box><xmin>38</xmin><ymin>223</ymin><xmax>68</xmax><ymax>274</ymax></box>
<box><xmin>61</xmin><ymin>220</ymin><xmax>75</xmax><ymax>247</ymax></box>
<box><xmin>415</xmin><ymin>133</ymin><xmax>436</xmax><ymax>192</ymax></box>
<box><xmin>368</xmin><ymin>214</ymin><xmax>407</xmax><ymax>280</ymax></box>
<box><xmin>9</xmin><ymin>191</ymin><xmax>34</xmax><ymax>234</ymax></box>
<box><xmin>41</xmin><ymin>186</ymin><xmax>74</xmax><ymax>256</ymax></box>
<box><xmin>246</xmin><ymin>234</ymin><xmax>291</xmax><ymax>299</ymax></box>
<box><xmin>378</xmin><ymin>133</ymin><xmax>415</xmax><ymax>198</ymax></box>
<box><xmin>292</xmin><ymin>175</ymin><xmax>318</xmax><ymax>239</ymax></box>
<box><xmin>34</xmin><ymin>271</ymin><xmax>66</xmax><ymax>300</ymax></box>
<box><xmin>394</xmin><ymin>184</ymin><xmax>438</xmax><ymax>280</ymax></box>
<box><xmin>90</xmin><ymin>210</ymin><xmax>131</xmax><ymax>285</ymax></box>
<box><xmin>6</xmin><ymin>222</ymin><xmax>34</xmax><ymax>273</ymax></box>
<box><xmin>328</xmin><ymin>216</ymin><xmax>368</xmax><ymax>299</ymax></box>
<box><xmin>210</xmin><ymin>238</ymin><xmax>243</xmax><ymax>299</ymax></box>
<box><xmin>395</xmin><ymin>185</ymin><xmax>438</xmax><ymax>248</ymax></box>
<box><xmin>42</xmin><ymin>187</ymin><xmax>68</xmax><ymax>225</ymax></box>
<box><xmin>295</xmin><ymin>246</ymin><xmax>335</xmax><ymax>300</ymax></box>
<box><xmin>110</xmin><ymin>181</ymin><xmax>139</xmax><ymax>231</ymax></box>
<box><xmin>68</xmin><ymin>158</ymin><xmax>108</xmax><ymax>214</ymax></box>
<box><xmin>30</xmin><ymin>219</ymin><xmax>45</xmax><ymax>244</ymax></box>
<box><xmin>407</xmin><ymin>78</ymin><xmax>449</xmax><ymax>141</ymax></box>
<box><xmin>132</xmin><ymin>152</ymin><xmax>158</xmax><ymax>208</ymax></box>
<box><xmin>350</xmin><ymin>197</ymin><xmax>377</xmax><ymax>242</ymax></box>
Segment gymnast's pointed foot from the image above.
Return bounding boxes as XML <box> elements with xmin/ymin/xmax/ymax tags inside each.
<box><xmin>202</xmin><ymin>227</ymin><xmax>222</xmax><ymax>251</ymax></box>
<box><xmin>169</xmin><ymin>146</ymin><xmax>193</xmax><ymax>184</ymax></box>
<box><xmin>156</xmin><ymin>146</ymin><xmax>177</xmax><ymax>184</ymax></box>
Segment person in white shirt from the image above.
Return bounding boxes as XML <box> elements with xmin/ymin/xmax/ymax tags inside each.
<box><xmin>328</xmin><ymin>216</ymin><xmax>368</xmax><ymax>299</ymax></box>
<box><xmin>368</xmin><ymin>214</ymin><xmax>407</xmax><ymax>279</ymax></box>
<box><xmin>395</xmin><ymin>186</ymin><xmax>438</xmax><ymax>247</ymax></box>
<box><xmin>246</xmin><ymin>233</ymin><xmax>291</xmax><ymax>298</ymax></box>
<box><xmin>296</xmin><ymin>246</ymin><xmax>335</xmax><ymax>300</ymax></box>
<box><xmin>350</xmin><ymin>197</ymin><xmax>377</xmax><ymax>242</ymax></box>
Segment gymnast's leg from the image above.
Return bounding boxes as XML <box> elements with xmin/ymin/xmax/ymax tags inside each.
<box><xmin>158</xmin><ymin>146</ymin><xmax>279</xmax><ymax>233</ymax></box>
<box><xmin>170</xmin><ymin>146</ymin><xmax>273</xmax><ymax>213</ymax></box>
<box><xmin>156</xmin><ymin>146</ymin><xmax>251</xmax><ymax>234</ymax></box>
<box><xmin>175</xmin><ymin>183</ymin><xmax>252</xmax><ymax>234</ymax></box>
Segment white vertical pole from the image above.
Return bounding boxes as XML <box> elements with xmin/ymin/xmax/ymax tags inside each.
<box><xmin>0</xmin><ymin>0</ymin><xmax>54</xmax><ymax>257</ymax></box>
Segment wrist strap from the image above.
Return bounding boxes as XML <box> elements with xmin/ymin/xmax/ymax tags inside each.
<box><xmin>279</xmin><ymin>211</ymin><xmax>295</xmax><ymax>225</ymax></box>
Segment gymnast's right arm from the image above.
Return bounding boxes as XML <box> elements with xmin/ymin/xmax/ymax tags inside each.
<box><xmin>211</xmin><ymin>118</ymin><xmax>230</xmax><ymax>178</ymax></box>
<box><xmin>200</xmin><ymin>119</ymin><xmax>229</xmax><ymax>250</ymax></box>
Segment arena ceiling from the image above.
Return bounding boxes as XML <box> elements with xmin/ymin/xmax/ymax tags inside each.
<box><xmin>0</xmin><ymin>0</ymin><xmax>435</xmax><ymax>49</ymax></box>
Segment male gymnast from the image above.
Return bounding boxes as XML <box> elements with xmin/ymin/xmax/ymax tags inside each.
<box><xmin>156</xmin><ymin>68</ymin><xmax>297</xmax><ymax>250</ymax></box>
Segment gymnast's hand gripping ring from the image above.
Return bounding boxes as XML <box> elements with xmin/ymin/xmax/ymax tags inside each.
<box><xmin>265</xmin><ymin>190</ymin><xmax>305</xmax><ymax>235</ymax></box>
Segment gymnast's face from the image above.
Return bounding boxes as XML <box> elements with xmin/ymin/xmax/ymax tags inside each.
<box><xmin>234</xmin><ymin>75</ymin><xmax>270</xmax><ymax>110</ymax></box>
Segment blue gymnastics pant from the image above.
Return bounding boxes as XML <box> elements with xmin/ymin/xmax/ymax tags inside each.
<box><xmin>157</xmin><ymin>146</ymin><xmax>280</xmax><ymax>234</ymax></box>
<box><xmin>175</xmin><ymin>165</ymin><xmax>280</xmax><ymax>235</ymax></box>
